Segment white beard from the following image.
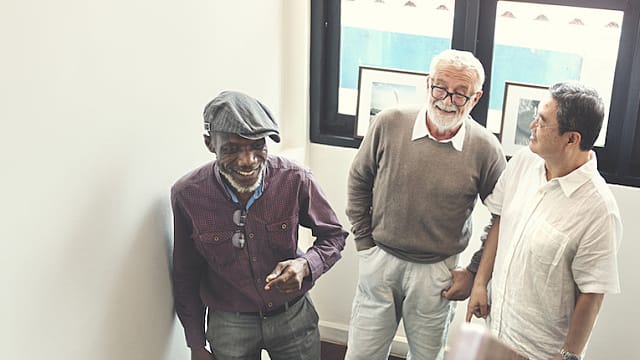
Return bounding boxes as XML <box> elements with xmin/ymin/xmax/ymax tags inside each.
<box><xmin>427</xmin><ymin>100</ymin><xmax>467</xmax><ymax>132</ymax></box>
<box><xmin>220</xmin><ymin>167</ymin><xmax>263</xmax><ymax>194</ymax></box>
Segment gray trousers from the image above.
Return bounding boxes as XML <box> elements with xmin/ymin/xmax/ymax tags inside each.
<box><xmin>206</xmin><ymin>295</ymin><xmax>320</xmax><ymax>360</ymax></box>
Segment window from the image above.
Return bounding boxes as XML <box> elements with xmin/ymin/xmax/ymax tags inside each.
<box><xmin>484</xmin><ymin>2</ymin><xmax>623</xmax><ymax>148</ymax></box>
<box><xmin>310</xmin><ymin>0</ymin><xmax>640</xmax><ymax>187</ymax></box>
<box><xmin>338</xmin><ymin>1</ymin><xmax>454</xmax><ymax>117</ymax></box>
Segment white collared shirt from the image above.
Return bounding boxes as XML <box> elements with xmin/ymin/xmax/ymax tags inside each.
<box><xmin>484</xmin><ymin>147</ymin><xmax>622</xmax><ymax>360</ymax></box>
<box><xmin>411</xmin><ymin>106</ymin><xmax>466</xmax><ymax>151</ymax></box>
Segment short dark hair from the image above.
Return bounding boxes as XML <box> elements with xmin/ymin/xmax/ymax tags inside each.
<box><xmin>549</xmin><ymin>82</ymin><xmax>605</xmax><ymax>151</ymax></box>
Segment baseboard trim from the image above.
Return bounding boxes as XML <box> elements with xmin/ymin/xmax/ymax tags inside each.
<box><xmin>319</xmin><ymin>320</ymin><xmax>408</xmax><ymax>357</ymax></box>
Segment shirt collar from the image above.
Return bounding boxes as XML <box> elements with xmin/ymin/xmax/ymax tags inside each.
<box><xmin>221</xmin><ymin>169</ymin><xmax>265</xmax><ymax>210</ymax></box>
<box><xmin>536</xmin><ymin>151</ymin><xmax>598</xmax><ymax>197</ymax></box>
<box><xmin>411</xmin><ymin>106</ymin><xmax>466</xmax><ymax>151</ymax></box>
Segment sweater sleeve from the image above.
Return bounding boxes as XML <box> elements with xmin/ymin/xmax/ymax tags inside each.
<box><xmin>345</xmin><ymin>113</ymin><xmax>385</xmax><ymax>251</ymax></box>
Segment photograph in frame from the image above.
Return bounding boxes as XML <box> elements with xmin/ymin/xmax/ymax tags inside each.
<box><xmin>355</xmin><ymin>66</ymin><xmax>428</xmax><ymax>138</ymax></box>
<box><xmin>499</xmin><ymin>81</ymin><xmax>550</xmax><ymax>157</ymax></box>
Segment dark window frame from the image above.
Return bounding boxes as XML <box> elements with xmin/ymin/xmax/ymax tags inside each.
<box><xmin>310</xmin><ymin>0</ymin><xmax>640</xmax><ymax>187</ymax></box>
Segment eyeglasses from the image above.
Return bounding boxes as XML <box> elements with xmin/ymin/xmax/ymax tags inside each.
<box><xmin>532</xmin><ymin>116</ymin><xmax>559</xmax><ymax>130</ymax></box>
<box><xmin>430</xmin><ymin>85</ymin><xmax>472</xmax><ymax>107</ymax></box>
<box><xmin>232</xmin><ymin>209</ymin><xmax>247</xmax><ymax>249</ymax></box>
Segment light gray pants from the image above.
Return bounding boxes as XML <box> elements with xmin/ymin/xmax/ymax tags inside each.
<box><xmin>345</xmin><ymin>246</ymin><xmax>457</xmax><ymax>360</ymax></box>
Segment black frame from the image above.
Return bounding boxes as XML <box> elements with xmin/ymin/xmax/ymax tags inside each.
<box><xmin>310</xmin><ymin>0</ymin><xmax>640</xmax><ymax>187</ymax></box>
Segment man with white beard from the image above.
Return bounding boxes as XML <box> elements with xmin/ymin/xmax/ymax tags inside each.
<box><xmin>345</xmin><ymin>49</ymin><xmax>506</xmax><ymax>360</ymax></box>
<box><xmin>171</xmin><ymin>91</ymin><xmax>347</xmax><ymax>360</ymax></box>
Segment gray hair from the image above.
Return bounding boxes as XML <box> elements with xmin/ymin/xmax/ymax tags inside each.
<box><xmin>550</xmin><ymin>81</ymin><xmax>605</xmax><ymax>151</ymax></box>
<box><xmin>429</xmin><ymin>49</ymin><xmax>485</xmax><ymax>92</ymax></box>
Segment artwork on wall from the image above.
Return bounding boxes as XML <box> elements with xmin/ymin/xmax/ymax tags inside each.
<box><xmin>355</xmin><ymin>66</ymin><xmax>428</xmax><ymax>138</ymax></box>
<box><xmin>499</xmin><ymin>81</ymin><xmax>549</xmax><ymax>156</ymax></box>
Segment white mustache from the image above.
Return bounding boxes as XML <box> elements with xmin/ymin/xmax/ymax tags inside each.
<box><xmin>434</xmin><ymin>101</ymin><xmax>458</xmax><ymax>112</ymax></box>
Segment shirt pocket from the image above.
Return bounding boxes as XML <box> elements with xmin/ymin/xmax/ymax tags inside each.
<box><xmin>196</xmin><ymin>230</ymin><xmax>238</xmax><ymax>270</ymax></box>
<box><xmin>265</xmin><ymin>216</ymin><xmax>298</xmax><ymax>261</ymax></box>
<box><xmin>527</xmin><ymin>220</ymin><xmax>569</xmax><ymax>266</ymax></box>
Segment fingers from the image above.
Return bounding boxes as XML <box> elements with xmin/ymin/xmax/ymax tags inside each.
<box><xmin>265</xmin><ymin>261</ymin><xmax>301</xmax><ymax>291</ymax></box>
<box><xmin>441</xmin><ymin>283</ymin><xmax>469</xmax><ymax>301</ymax></box>
<box><xmin>479</xmin><ymin>304</ymin><xmax>490</xmax><ymax>318</ymax></box>
<box><xmin>441</xmin><ymin>288</ymin><xmax>450</xmax><ymax>298</ymax></box>
<box><xmin>465</xmin><ymin>302</ymin><xmax>490</xmax><ymax>322</ymax></box>
<box><xmin>465</xmin><ymin>307</ymin><xmax>473</xmax><ymax>322</ymax></box>
<box><xmin>265</xmin><ymin>262</ymin><xmax>287</xmax><ymax>283</ymax></box>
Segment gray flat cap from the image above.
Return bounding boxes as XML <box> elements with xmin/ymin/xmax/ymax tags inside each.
<box><xmin>203</xmin><ymin>90</ymin><xmax>280</xmax><ymax>143</ymax></box>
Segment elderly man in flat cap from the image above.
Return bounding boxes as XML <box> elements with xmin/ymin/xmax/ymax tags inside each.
<box><xmin>171</xmin><ymin>91</ymin><xmax>347</xmax><ymax>360</ymax></box>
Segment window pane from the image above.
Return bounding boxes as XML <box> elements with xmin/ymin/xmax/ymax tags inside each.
<box><xmin>339</xmin><ymin>0</ymin><xmax>455</xmax><ymax>115</ymax></box>
<box><xmin>486</xmin><ymin>1</ymin><xmax>623</xmax><ymax>147</ymax></box>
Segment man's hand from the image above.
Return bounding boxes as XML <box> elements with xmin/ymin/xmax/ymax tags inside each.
<box><xmin>441</xmin><ymin>267</ymin><xmax>474</xmax><ymax>300</ymax></box>
<box><xmin>465</xmin><ymin>285</ymin><xmax>490</xmax><ymax>322</ymax></box>
<box><xmin>264</xmin><ymin>258</ymin><xmax>310</xmax><ymax>293</ymax></box>
<box><xmin>190</xmin><ymin>347</ymin><xmax>212</xmax><ymax>360</ymax></box>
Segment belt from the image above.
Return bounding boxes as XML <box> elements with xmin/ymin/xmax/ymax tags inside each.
<box><xmin>238</xmin><ymin>295</ymin><xmax>305</xmax><ymax>318</ymax></box>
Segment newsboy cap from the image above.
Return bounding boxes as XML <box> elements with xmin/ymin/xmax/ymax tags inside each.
<box><xmin>203</xmin><ymin>90</ymin><xmax>281</xmax><ymax>143</ymax></box>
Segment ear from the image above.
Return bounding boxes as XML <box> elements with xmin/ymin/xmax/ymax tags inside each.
<box><xmin>567</xmin><ymin>132</ymin><xmax>581</xmax><ymax>146</ymax></box>
<box><xmin>471</xmin><ymin>90</ymin><xmax>483</xmax><ymax>106</ymax></box>
<box><xmin>204</xmin><ymin>134</ymin><xmax>216</xmax><ymax>154</ymax></box>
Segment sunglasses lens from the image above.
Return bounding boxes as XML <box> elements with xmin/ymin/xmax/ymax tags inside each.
<box><xmin>233</xmin><ymin>209</ymin><xmax>246</xmax><ymax>226</ymax></box>
<box><xmin>232</xmin><ymin>231</ymin><xmax>245</xmax><ymax>249</ymax></box>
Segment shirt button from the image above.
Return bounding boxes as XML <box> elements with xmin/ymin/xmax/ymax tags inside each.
<box><xmin>281</xmin><ymin>223</ymin><xmax>287</xmax><ymax>230</ymax></box>
<box><xmin>267</xmin><ymin>302</ymin><xmax>273</xmax><ymax>308</ymax></box>
<box><xmin>256</xmin><ymin>277</ymin><xmax>261</xmax><ymax>283</ymax></box>
<box><xmin>252</xmin><ymin>256</ymin><xmax>257</xmax><ymax>262</ymax></box>
<box><xmin>213</xmin><ymin>236</ymin><xmax>219</xmax><ymax>242</ymax></box>
<box><xmin>248</xmin><ymin>233</ymin><xmax>254</xmax><ymax>238</ymax></box>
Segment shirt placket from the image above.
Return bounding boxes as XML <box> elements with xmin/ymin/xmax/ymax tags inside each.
<box><xmin>494</xmin><ymin>182</ymin><xmax>553</xmax><ymax>335</ymax></box>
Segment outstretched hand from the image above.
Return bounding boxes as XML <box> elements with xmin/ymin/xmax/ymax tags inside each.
<box><xmin>441</xmin><ymin>267</ymin><xmax>474</xmax><ymax>301</ymax></box>
<box><xmin>264</xmin><ymin>258</ymin><xmax>310</xmax><ymax>293</ymax></box>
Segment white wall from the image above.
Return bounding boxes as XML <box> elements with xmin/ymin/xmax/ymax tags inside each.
<box><xmin>3</xmin><ymin>1</ymin><xmax>638</xmax><ymax>359</ymax></box>
<box><xmin>0</xmin><ymin>1</ymin><xmax>292</xmax><ymax>359</ymax></box>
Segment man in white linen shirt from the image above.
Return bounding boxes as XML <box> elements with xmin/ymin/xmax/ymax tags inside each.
<box><xmin>465</xmin><ymin>81</ymin><xmax>622</xmax><ymax>360</ymax></box>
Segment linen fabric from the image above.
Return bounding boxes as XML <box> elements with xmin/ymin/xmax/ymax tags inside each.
<box><xmin>485</xmin><ymin>147</ymin><xmax>622</xmax><ymax>360</ymax></box>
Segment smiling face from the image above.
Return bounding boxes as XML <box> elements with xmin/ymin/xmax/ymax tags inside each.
<box><xmin>206</xmin><ymin>132</ymin><xmax>268</xmax><ymax>193</ymax></box>
<box><xmin>427</xmin><ymin>63</ymin><xmax>482</xmax><ymax>132</ymax></box>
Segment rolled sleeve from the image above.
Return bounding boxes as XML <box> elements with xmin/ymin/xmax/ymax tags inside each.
<box><xmin>299</xmin><ymin>172</ymin><xmax>347</xmax><ymax>282</ymax></box>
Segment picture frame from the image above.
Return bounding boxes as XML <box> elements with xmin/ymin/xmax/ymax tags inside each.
<box><xmin>355</xmin><ymin>66</ymin><xmax>428</xmax><ymax>138</ymax></box>
<box><xmin>499</xmin><ymin>81</ymin><xmax>549</xmax><ymax>156</ymax></box>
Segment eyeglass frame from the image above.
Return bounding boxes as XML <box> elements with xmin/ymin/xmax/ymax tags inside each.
<box><xmin>532</xmin><ymin>117</ymin><xmax>559</xmax><ymax>130</ymax></box>
<box><xmin>531</xmin><ymin>114</ymin><xmax>579</xmax><ymax>134</ymax></box>
<box><xmin>232</xmin><ymin>209</ymin><xmax>247</xmax><ymax>249</ymax></box>
<box><xmin>429</xmin><ymin>84</ymin><xmax>473</xmax><ymax>107</ymax></box>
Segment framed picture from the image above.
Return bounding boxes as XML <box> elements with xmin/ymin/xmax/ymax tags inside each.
<box><xmin>355</xmin><ymin>66</ymin><xmax>428</xmax><ymax>138</ymax></box>
<box><xmin>499</xmin><ymin>81</ymin><xmax>549</xmax><ymax>156</ymax></box>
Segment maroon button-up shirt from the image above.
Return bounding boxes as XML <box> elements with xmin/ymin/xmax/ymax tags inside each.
<box><xmin>171</xmin><ymin>155</ymin><xmax>347</xmax><ymax>347</ymax></box>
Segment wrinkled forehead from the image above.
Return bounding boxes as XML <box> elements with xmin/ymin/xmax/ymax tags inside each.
<box><xmin>430</xmin><ymin>63</ymin><xmax>479</xmax><ymax>90</ymax></box>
